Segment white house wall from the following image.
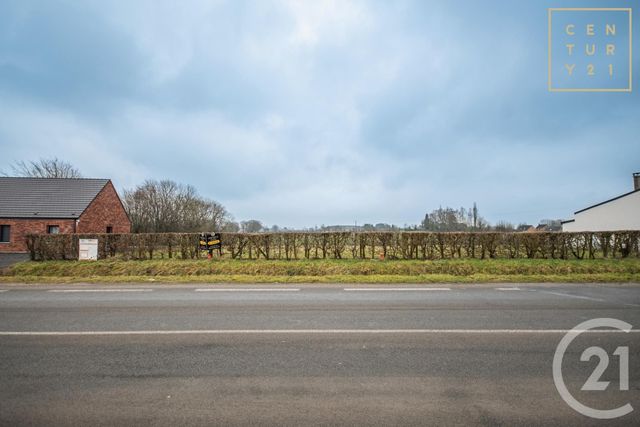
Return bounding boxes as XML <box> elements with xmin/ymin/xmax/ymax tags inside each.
<box><xmin>563</xmin><ymin>190</ymin><xmax>640</xmax><ymax>231</ymax></box>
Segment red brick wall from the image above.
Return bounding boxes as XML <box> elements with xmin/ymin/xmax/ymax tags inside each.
<box><xmin>0</xmin><ymin>219</ymin><xmax>76</xmax><ymax>252</ymax></box>
<box><xmin>77</xmin><ymin>181</ymin><xmax>131</xmax><ymax>234</ymax></box>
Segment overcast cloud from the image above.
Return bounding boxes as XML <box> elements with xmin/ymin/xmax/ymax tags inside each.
<box><xmin>1</xmin><ymin>0</ymin><xmax>638</xmax><ymax>227</ymax></box>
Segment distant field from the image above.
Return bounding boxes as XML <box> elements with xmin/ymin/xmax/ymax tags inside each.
<box><xmin>1</xmin><ymin>258</ymin><xmax>639</xmax><ymax>283</ymax></box>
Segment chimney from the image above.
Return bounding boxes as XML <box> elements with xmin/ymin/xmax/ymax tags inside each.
<box><xmin>635</xmin><ymin>172</ymin><xmax>640</xmax><ymax>191</ymax></box>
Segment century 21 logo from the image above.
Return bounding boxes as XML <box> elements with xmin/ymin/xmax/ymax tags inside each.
<box><xmin>553</xmin><ymin>319</ymin><xmax>634</xmax><ymax>420</ymax></box>
<box><xmin>548</xmin><ymin>8</ymin><xmax>632</xmax><ymax>92</ymax></box>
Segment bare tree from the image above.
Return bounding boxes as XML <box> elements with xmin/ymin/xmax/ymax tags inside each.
<box><xmin>472</xmin><ymin>202</ymin><xmax>478</xmax><ymax>229</ymax></box>
<box><xmin>241</xmin><ymin>220</ymin><xmax>263</xmax><ymax>233</ymax></box>
<box><xmin>123</xmin><ymin>179</ymin><xmax>230</xmax><ymax>233</ymax></box>
<box><xmin>494</xmin><ymin>221</ymin><xmax>515</xmax><ymax>232</ymax></box>
<box><xmin>221</xmin><ymin>220</ymin><xmax>241</xmax><ymax>232</ymax></box>
<box><xmin>421</xmin><ymin>204</ymin><xmax>489</xmax><ymax>231</ymax></box>
<box><xmin>421</xmin><ymin>207</ymin><xmax>467</xmax><ymax>231</ymax></box>
<box><xmin>4</xmin><ymin>158</ymin><xmax>82</xmax><ymax>178</ymax></box>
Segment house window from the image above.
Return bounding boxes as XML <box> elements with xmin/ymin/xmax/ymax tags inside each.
<box><xmin>0</xmin><ymin>225</ymin><xmax>10</xmax><ymax>243</ymax></box>
<box><xmin>106</xmin><ymin>226</ymin><xmax>113</xmax><ymax>234</ymax></box>
<box><xmin>47</xmin><ymin>225</ymin><xmax>60</xmax><ymax>234</ymax></box>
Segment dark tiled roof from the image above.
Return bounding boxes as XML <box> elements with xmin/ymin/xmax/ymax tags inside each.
<box><xmin>0</xmin><ymin>177</ymin><xmax>109</xmax><ymax>218</ymax></box>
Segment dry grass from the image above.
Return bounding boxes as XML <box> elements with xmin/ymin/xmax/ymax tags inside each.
<box><xmin>1</xmin><ymin>258</ymin><xmax>639</xmax><ymax>283</ymax></box>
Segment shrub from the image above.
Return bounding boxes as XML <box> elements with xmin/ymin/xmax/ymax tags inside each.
<box><xmin>24</xmin><ymin>231</ymin><xmax>640</xmax><ymax>261</ymax></box>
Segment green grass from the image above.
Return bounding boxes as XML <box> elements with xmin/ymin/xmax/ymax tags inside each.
<box><xmin>1</xmin><ymin>258</ymin><xmax>639</xmax><ymax>283</ymax></box>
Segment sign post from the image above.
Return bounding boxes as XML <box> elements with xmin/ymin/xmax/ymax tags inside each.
<box><xmin>198</xmin><ymin>233</ymin><xmax>222</xmax><ymax>259</ymax></box>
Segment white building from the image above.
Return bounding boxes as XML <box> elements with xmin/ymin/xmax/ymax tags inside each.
<box><xmin>562</xmin><ymin>173</ymin><xmax>640</xmax><ymax>232</ymax></box>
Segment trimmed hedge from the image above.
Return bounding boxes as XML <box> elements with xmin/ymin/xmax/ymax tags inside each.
<box><xmin>25</xmin><ymin>231</ymin><xmax>640</xmax><ymax>261</ymax></box>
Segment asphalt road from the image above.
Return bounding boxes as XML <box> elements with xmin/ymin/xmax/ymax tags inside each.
<box><xmin>1</xmin><ymin>283</ymin><xmax>639</xmax><ymax>426</ymax></box>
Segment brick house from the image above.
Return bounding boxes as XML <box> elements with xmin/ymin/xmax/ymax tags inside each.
<box><xmin>0</xmin><ymin>177</ymin><xmax>131</xmax><ymax>253</ymax></box>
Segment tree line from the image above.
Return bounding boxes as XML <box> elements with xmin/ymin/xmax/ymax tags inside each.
<box><xmin>2</xmin><ymin>157</ymin><xmax>551</xmax><ymax>233</ymax></box>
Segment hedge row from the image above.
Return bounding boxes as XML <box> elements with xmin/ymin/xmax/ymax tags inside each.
<box><xmin>25</xmin><ymin>231</ymin><xmax>640</xmax><ymax>261</ymax></box>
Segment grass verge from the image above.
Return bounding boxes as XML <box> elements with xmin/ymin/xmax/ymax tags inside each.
<box><xmin>1</xmin><ymin>258</ymin><xmax>639</xmax><ymax>283</ymax></box>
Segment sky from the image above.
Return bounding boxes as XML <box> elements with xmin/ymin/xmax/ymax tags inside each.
<box><xmin>1</xmin><ymin>0</ymin><xmax>638</xmax><ymax>228</ymax></box>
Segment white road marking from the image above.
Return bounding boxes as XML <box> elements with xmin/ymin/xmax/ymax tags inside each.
<box><xmin>539</xmin><ymin>290</ymin><xmax>605</xmax><ymax>302</ymax></box>
<box><xmin>624</xmin><ymin>303</ymin><xmax>640</xmax><ymax>307</ymax></box>
<box><xmin>0</xmin><ymin>290</ymin><xmax>8</xmax><ymax>293</ymax></box>
<box><xmin>194</xmin><ymin>288</ymin><xmax>300</xmax><ymax>292</ymax></box>
<box><xmin>343</xmin><ymin>287</ymin><xmax>451</xmax><ymax>291</ymax></box>
<box><xmin>47</xmin><ymin>289</ymin><xmax>153</xmax><ymax>293</ymax></box>
<box><xmin>0</xmin><ymin>329</ymin><xmax>639</xmax><ymax>336</ymax></box>
<box><xmin>496</xmin><ymin>287</ymin><xmax>521</xmax><ymax>291</ymax></box>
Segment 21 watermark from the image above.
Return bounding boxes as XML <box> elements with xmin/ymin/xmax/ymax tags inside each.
<box><xmin>548</xmin><ymin>8</ymin><xmax>632</xmax><ymax>92</ymax></box>
<box><xmin>553</xmin><ymin>318</ymin><xmax>635</xmax><ymax>419</ymax></box>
